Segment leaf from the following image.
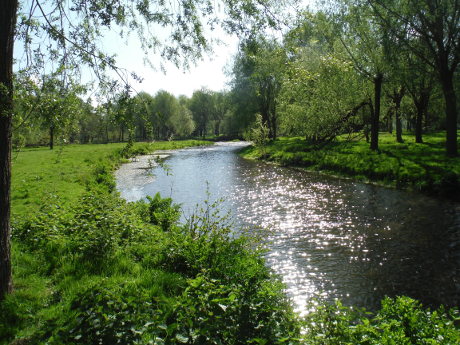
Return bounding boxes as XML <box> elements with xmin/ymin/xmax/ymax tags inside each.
<box><xmin>175</xmin><ymin>333</ymin><xmax>189</xmax><ymax>343</ymax></box>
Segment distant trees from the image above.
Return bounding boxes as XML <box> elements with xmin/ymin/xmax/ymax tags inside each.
<box><xmin>368</xmin><ymin>0</ymin><xmax>460</xmax><ymax>155</ymax></box>
<box><xmin>13</xmin><ymin>72</ymin><xmax>85</xmax><ymax>149</ymax></box>
<box><xmin>12</xmin><ymin>85</ymin><xmax>241</xmax><ymax>147</ymax></box>
<box><xmin>225</xmin><ymin>3</ymin><xmax>458</xmax><ymax>154</ymax></box>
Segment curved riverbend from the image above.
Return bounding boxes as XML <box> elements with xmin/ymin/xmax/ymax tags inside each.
<box><xmin>117</xmin><ymin>142</ymin><xmax>460</xmax><ymax>314</ymax></box>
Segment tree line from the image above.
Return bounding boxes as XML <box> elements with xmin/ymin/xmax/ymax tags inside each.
<box><xmin>12</xmin><ymin>1</ymin><xmax>460</xmax><ymax>156</ymax></box>
<box><xmin>225</xmin><ymin>1</ymin><xmax>459</xmax><ymax>156</ymax></box>
<box><xmin>13</xmin><ymin>76</ymin><xmax>235</xmax><ymax>148</ymax></box>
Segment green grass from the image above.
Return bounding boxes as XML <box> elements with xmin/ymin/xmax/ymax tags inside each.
<box><xmin>3</xmin><ymin>140</ymin><xmax>302</xmax><ymax>344</ymax></box>
<box><xmin>240</xmin><ymin>132</ymin><xmax>460</xmax><ymax>199</ymax></box>
<box><xmin>11</xmin><ymin>140</ymin><xmax>211</xmax><ymax>218</ymax></box>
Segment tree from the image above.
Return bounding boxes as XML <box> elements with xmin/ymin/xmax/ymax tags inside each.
<box><xmin>235</xmin><ymin>38</ymin><xmax>286</xmax><ymax>139</ymax></box>
<box><xmin>171</xmin><ymin>102</ymin><xmax>195</xmax><ymax>138</ymax></box>
<box><xmin>279</xmin><ymin>45</ymin><xmax>369</xmax><ymax>142</ymax></box>
<box><xmin>279</xmin><ymin>11</ymin><xmax>370</xmax><ymax>142</ymax></box>
<box><xmin>131</xmin><ymin>92</ymin><xmax>155</xmax><ymax>141</ymax></box>
<box><xmin>336</xmin><ymin>1</ymin><xmax>388</xmax><ymax>150</ymax></box>
<box><xmin>226</xmin><ymin>51</ymin><xmax>260</xmax><ymax>137</ymax></box>
<box><xmin>35</xmin><ymin>74</ymin><xmax>84</xmax><ymax>149</ymax></box>
<box><xmin>369</xmin><ymin>0</ymin><xmax>460</xmax><ymax>156</ymax></box>
<box><xmin>211</xmin><ymin>91</ymin><xmax>230</xmax><ymax>136</ymax></box>
<box><xmin>0</xmin><ymin>0</ymin><xmax>17</xmax><ymax>299</ymax></box>
<box><xmin>189</xmin><ymin>88</ymin><xmax>214</xmax><ymax>137</ymax></box>
<box><xmin>0</xmin><ymin>0</ymin><xmax>292</xmax><ymax>300</ymax></box>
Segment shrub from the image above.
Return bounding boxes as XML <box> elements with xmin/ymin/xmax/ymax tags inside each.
<box><xmin>146</xmin><ymin>192</ymin><xmax>181</xmax><ymax>231</ymax></box>
<box><xmin>303</xmin><ymin>297</ymin><xmax>460</xmax><ymax>345</ymax></box>
<box><xmin>44</xmin><ymin>280</ymin><xmax>166</xmax><ymax>345</ymax></box>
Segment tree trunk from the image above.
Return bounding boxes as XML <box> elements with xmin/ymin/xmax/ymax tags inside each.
<box><xmin>413</xmin><ymin>93</ymin><xmax>429</xmax><ymax>144</ymax></box>
<box><xmin>395</xmin><ymin>108</ymin><xmax>403</xmax><ymax>143</ymax></box>
<box><xmin>49</xmin><ymin>125</ymin><xmax>54</xmax><ymax>150</ymax></box>
<box><xmin>386</xmin><ymin>109</ymin><xmax>393</xmax><ymax>134</ymax></box>
<box><xmin>393</xmin><ymin>88</ymin><xmax>404</xmax><ymax>143</ymax></box>
<box><xmin>439</xmin><ymin>68</ymin><xmax>457</xmax><ymax>156</ymax></box>
<box><xmin>0</xmin><ymin>0</ymin><xmax>18</xmax><ymax>301</ymax></box>
<box><xmin>370</xmin><ymin>73</ymin><xmax>383</xmax><ymax>151</ymax></box>
<box><xmin>415</xmin><ymin>107</ymin><xmax>423</xmax><ymax>143</ymax></box>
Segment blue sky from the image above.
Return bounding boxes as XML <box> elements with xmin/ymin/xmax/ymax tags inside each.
<box><xmin>14</xmin><ymin>0</ymin><xmax>314</xmax><ymax>99</ymax></box>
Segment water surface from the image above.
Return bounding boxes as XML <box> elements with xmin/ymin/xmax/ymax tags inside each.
<box><xmin>117</xmin><ymin>142</ymin><xmax>460</xmax><ymax>314</ymax></box>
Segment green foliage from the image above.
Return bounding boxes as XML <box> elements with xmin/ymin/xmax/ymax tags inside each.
<box><xmin>246</xmin><ymin>114</ymin><xmax>270</xmax><ymax>149</ymax></box>
<box><xmin>279</xmin><ymin>48</ymin><xmax>369</xmax><ymax>142</ymax></box>
<box><xmin>240</xmin><ymin>133</ymin><xmax>460</xmax><ymax>199</ymax></box>
<box><xmin>170</xmin><ymin>273</ymin><xmax>300</xmax><ymax>345</ymax></box>
<box><xmin>46</xmin><ymin>280</ymin><xmax>165</xmax><ymax>345</ymax></box>
<box><xmin>303</xmin><ymin>297</ymin><xmax>460</xmax><ymax>344</ymax></box>
<box><xmin>146</xmin><ymin>193</ymin><xmax>181</xmax><ymax>231</ymax></box>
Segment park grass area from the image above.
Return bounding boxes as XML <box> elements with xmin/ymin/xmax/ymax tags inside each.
<box><xmin>240</xmin><ymin>132</ymin><xmax>460</xmax><ymax>199</ymax></box>
<box><xmin>11</xmin><ymin>140</ymin><xmax>211</xmax><ymax>218</ymax></box>
<box><xmin>2</xmin><ymin>140</ymin><xmax>459</xmax><ymax>344</ymax></box>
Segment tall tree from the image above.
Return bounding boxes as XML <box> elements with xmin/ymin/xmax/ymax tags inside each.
<box><xmin>231</xmin><ymin>38</ymin><xmax>286</xmax><ymax>139</ymax></box>
<box><xmin>0</xmin><ymin>0</ymin><xmax>17</xmax><ymax>300</ymax></box>
<box><xmin>334</xmin><ymin>0</ymin><xmax>389</xmax><ymax>150</ymax></box>
<box><xmin>369</xmin><ymin>0</ymin><xmax>460</xmax><ymax>156</ymax></box>
<box><xmin>280</xmin><ymin>11</ymin><xmax>370</xmax><ymax>142</ymax></box>
<box><xmin>189</xmin><ymin>88</ymin><xmax>214</xmax><ymax>137</ymax></box>
<box><xmin>0</xmin><ymin>0</ymin><xmax>293</xmax><ymax>300</ymax></box>
<box><xmin>279</xmin><ymin>44</ymin><xmax>369</xmax><ymax>142</ymax></box>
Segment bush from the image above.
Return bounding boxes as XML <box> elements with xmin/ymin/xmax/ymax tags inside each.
<box><xmin>303</xmin><ymin>296</ymin><xmax>460</xmax><ymax>344</ymax></box>
<box><xmin>43</xmin><ymin>280</ymin><xmax>166</xmax><ymax>345</ymax></box>
<box><xmin>146</xmin><ymin>192</ymin><xmax>181</xmax><ymax>231</ymax></box>
<box><xmin>169</xmin><ymin>273</ymin><xmax>301</xmax><ymax>345</ymax></box>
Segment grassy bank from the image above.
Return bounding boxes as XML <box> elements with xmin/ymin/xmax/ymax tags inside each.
<box><xmin>3</xmin><ymin>140</ymin><xmax>302</xmax><ymax>344</ymax></box>
<box><xmin>2</xmin><ymin>140</ymin><xmax>459</xmax><ymax>344</ymax></box>
<box><xmin>11</xmin><ymin>141</ymin><xmax>212</xmax><ymax>218</ymax></box>
<box><xmin>240</xmin><ymin>132</ymin><xmax>460</xmax><ymax>199</ymax></box>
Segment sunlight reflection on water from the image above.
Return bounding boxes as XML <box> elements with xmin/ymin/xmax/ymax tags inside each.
<box><xmin>117</xmin><ymin>142</ymin><xmax>460</xmax><ymax>315</ymax></box>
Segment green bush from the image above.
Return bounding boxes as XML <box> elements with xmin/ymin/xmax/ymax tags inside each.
<box><xmin>146</xmin><ymin>192</ymin><xmax>181</xmax><ymax>231</ymax></box>
<box><xmin>43</xmin><ymin>280</ymin><xmax>166</xmax><ymax>345</ymax></box>
<box><xmin>169</xmin><ymin>273</ymin><xmax>300</xmax><ymax>345</ymax></box>
<box><xmin>303</xmin><ymin>297</ymin><xmax>460</xmax><ymax>345</ymax></box>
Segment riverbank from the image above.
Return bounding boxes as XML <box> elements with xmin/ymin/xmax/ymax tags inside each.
<box><xmin>239</xmin><ymin>132</ymin><xmax>460</xmax><ymax>199</ymax></box>
<box><xmin>2</xmin><ymin>141</ymin><xmax>459</xmax><ymax>344</ymax></box>
<box><xmin>3</xmin><ymin>140</ymin><xmax>302</xmax><ymax>344</ymax></box>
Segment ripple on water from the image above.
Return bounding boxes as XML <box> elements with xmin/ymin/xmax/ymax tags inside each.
<box><xmin>116</xmin><ymin>142</ymin><xmax>460</xmax><ymax>314</ymax></box>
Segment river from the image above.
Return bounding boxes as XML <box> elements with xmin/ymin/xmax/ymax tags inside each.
<box><xmin>116</xmin><ymin>142</ymin><xmax>460</xmax><ymax>314</ymax></box>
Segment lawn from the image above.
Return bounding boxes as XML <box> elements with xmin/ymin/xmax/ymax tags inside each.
<box><xmin>11</xmin><ymin>140</ymin><xmax>211</xmax><ymax>218</ymax></box>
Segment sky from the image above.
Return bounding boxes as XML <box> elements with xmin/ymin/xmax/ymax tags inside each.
<box><xmin>108</xmin><ymin>29</ymin><xmax>240</xmax><ymax>98</ymax></box>
<box><xmin>14</xmin><ymin>0</ymin><xmax>314</xmax><ymax>99</ymax></box>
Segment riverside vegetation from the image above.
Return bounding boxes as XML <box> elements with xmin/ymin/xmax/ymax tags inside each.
<box><xmin>1</xmin><ymin>141</ymin><xmax>459</xmax><ymax>344</ymax></box>
<box><xmin>240</xmin><ymin>132</ymin><xmax>460</xmax><ymax>200</ymax></box>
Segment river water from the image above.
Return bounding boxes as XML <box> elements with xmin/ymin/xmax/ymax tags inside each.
<box><xmin>116</xmin><ymin>142</ymin><xmax>460</xmax><ymax>314</ymax></box>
